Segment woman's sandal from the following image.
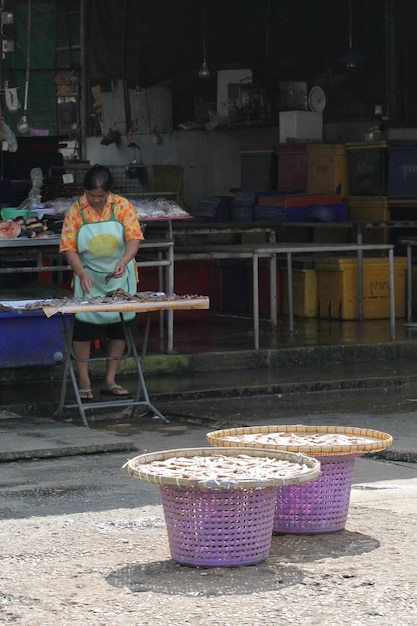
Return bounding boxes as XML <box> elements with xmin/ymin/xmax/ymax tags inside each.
<box><xmin>100</xmin><ymin>384</ymin><xmax>129</xmax><ymax>396</ymax></box>
<box><xmin>79</xmin><ymin>388</ymin><xmax>94</xmax><ymax>401</ymax></box>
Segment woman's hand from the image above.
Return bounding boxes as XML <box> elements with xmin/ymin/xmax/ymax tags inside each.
<box><xmin>65</xmin><ymin>250</ymin><xmax>93</xmax><ymax>294</ymax></box>
<box><xmin>113</xmin><ymin>257</ymin><xmax>127</xmax><ymax>278</ymax></box>
<box><xmin>79</xmin><ymin>269</ymin><xmax>93</xmax><ymax>294</ymax></box>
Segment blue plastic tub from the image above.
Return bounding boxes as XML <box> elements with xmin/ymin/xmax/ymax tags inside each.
<box><xmin>0</xmin><ymin>310</ymin><xmax>69</xmax><ymax>367</ymax></box>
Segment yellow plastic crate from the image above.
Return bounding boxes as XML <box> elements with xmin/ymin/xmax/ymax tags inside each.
<box><xmin>347</xmin><ymin>196</ymin><xmax>390</xmax><ymax>244</ymax></box>
<box><xmin>281</xmin><ymin>268</ymin><xmax>318</xmax><ymax>318</ymax></box>
<box><xmin>307</xmin><ymin>144</ymin><xmax>349</xmax><ymax>197</ymax></box>
<box><xmin>316</xmin><ymin>256</ymin><xmax>407</xmax><ymax>320</ymax></box>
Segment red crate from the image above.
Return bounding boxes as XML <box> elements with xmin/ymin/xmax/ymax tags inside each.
<box><xmin>257</xmin><ymin>192</ymin><xmax>341</xmax><ymax>208</ymax></box>
<box><xmin>276</xmin><ymin>143</ymin><xmax>308</xmax><ymax>192</ymax></box>
<box><xmin>138</xmin><ymin>261</ymin><xmax>215</xmax><ymax>322</ymax></box>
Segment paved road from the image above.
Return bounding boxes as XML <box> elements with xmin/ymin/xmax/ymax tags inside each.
<box><xmin>2</xmin><ymin>386</ymin><xmax>417</xmax><ymax>520</ymax></box>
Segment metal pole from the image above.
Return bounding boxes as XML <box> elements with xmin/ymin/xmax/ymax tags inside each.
<box><xmin>253</xmin><ymin>251</ymin><xmax>260</xmax><ymax>350</ymax></box>
<box><xmin>79</xmin><ymin>0</ymin><xmax>88</xmax><ymax>159</ymax></box>
<box><xmin>406</xmin><ymin>242</ymin><xmax>412</xmax><ymax>323</ymax></box>
<box><xmin>287</xmin><ymin>252</ymin><xmax>294</xmax><ymax>332</ymax></box>
<box><xmin>389</xmin><ymin>246</ymin><xmax>396</xmax><ymax>340</ymax></box>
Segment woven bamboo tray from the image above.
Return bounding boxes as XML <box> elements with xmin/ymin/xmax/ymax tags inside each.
<box><xmin>206</xmin><ymin>425</ymin><xmax>393</xmax><ymax>457</ymax></box>
<box><xmin>126</xmin><ymin>446</ymin><xmax>320</xmax><ymax>490</ymax></box>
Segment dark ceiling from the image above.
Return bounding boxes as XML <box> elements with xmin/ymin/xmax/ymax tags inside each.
<box><xmin>3</xmin><ymin>1</ymin><xmax>417</xmax><ymax>130</ymax></box>
<box><xmin>85</xmin><ymin>0</ymin><xmax>417</xmax><ymax>126</ymax></box>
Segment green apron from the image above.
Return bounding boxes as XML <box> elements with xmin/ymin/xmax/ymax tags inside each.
<box><xmin>73</xmin><ymin>201</ymin><xmax>137</xmax><ymax>324</ymax></box>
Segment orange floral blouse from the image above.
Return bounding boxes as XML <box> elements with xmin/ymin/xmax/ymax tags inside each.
<box><xmin>59</xmin><ymin>192</ymin><xmax>144</xmax><ymax>253</ymax></box>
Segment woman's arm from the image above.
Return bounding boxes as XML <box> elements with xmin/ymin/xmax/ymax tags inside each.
<box><xmin>113</xmin><ymin>239</ymin><xmax>141</xmax><ymax>277</ymax></box>
<box><xmin>65</xmin><ymin>250</ymin><xmax>93</xmax><ymax>293</ymax></box>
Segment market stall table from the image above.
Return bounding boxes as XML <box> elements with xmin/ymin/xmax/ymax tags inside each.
<box><xmin>40</xmin><ymin>293</ymin><xmax>210</xmax><ymax>427</ymax></box>
<box><xmin>0</xmin><ymin>237</ymin><xmax>176</xmax><ymax>353</ymax></box>
<box><xmin>175</xmin><ymin>242</ymin><xmax>396</xmax><ymax>349</ymax></box>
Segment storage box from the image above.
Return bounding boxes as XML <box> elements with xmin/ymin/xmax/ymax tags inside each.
<box><xmin>0</xmin><ymin>309</ymin><xmax>69</xmax><ymax>368</ymax></box>
<box><xmin>254</xmin><ymin>203</ymin><xmax>347</xmax><ymax>223</ymax></box>
<box><xmin>240</xmin><ymin>146</ymin><xmax>277</xmax><ymax>191</ymax></box>
<box><xmin>347</xmin><ymin>196</ymin><xmax>391</xmax><ymax>244</ymax></box>
<box><xmin>346</xmin><ymin>141</ymin><xmax>388</xmax><ymax>195</ymax></box>
<box><xmin>195</xmin><ymin>195</ymin><xmax>232</xmax><ymax>221</ymax></box>
<box><xmin>279</xmin><ymin>111</ymin><xmax>323</xmax><ymax>143</ymax></box>
<box><xmin>276</xmin><ymin>143</ymin><xmax>307</xmax><ymax>191</ymax></box>
<box><xmin>280</xmin><ymin>258</ymin><xmax>318</xmax><ymax>318</ymax></box>
<box><xmin>388</xmin><ymin>143</ymin><xmax>417</xmax><ymax>198</ymax></box>
<box><xmin>316</xmin><ymin>256</ymin><xmax>407</xmax><ymax>320</ymax></box>
<box><xmin>307</xmin><ymin>144</ymin><xmax>349</xmax><ymax>197</ymax></box>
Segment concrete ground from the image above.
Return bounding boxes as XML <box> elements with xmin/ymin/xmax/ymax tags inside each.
<box><xmin>2</xmin><ymin>325</ymin><xmax>417</xmax><ymax>624</ymax></box>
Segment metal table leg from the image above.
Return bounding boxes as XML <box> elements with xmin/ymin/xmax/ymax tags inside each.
<box><xmin>286</xmin><ymin>252</ymin><xmax>294</xmax><ymax>332</ymax></box>
<box><xmin>269</xmin><ymin>253</ymin><xmax>277</xmax><ymax>329</ymax></box>
<box><xmin>252</xmin><ymin>251</ymin><xmax>259</xmax><ymax>350</ymax></box>
<box><xmin>54</xmin><ymin>311</ymin><xmax>169</xmax><ymax>427</ymax></box>
<box><xmin>389</xmin><ymin>247</ymin><xmax>396</xmax><ymax>340</ymax></box>
<box><xmin>406</xmin><ymin>242</ymin><xmax>413</xmax><ymax>323</ymax></box>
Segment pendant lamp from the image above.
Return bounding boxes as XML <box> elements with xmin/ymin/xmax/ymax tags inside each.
<box><xmin>340</xmin><ymin>0</ymin><xmax>363</xmax><ymax>69</ymax></box>
<box><xmin>198</xmin><ymin>0</ymin><xmax>210</xmax><ymax>79</ymax></box>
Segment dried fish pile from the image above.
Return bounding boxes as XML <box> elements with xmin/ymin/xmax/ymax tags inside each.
<box><xmin>222</xmin><ymin>432</ymin><xmax>378</xmax><ymax>447</ymax></box>
<box><xmin>207</xmin><ymin>426</ymin><xmax>394</xmax><ymax>457</ymax></box>
<box><xmin>130</xmin><ymin>453</ymin><xmax>315</xmax><ymax>488</ymax></box>
<box><xmin>22</xmin><ymin>289</ymin><xmax>206</xmax><ymax>310</ymax></box>
<box><xmin>0</xmin><ymin>215</ymin><xmax>63</xmax><ymax>239</ymax></box>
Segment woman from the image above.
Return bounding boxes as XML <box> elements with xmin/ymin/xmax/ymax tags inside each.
<box><xmin>59</xmin><ymin>164</ymin><xmax>144</xmax><ymax>400</ymax></box>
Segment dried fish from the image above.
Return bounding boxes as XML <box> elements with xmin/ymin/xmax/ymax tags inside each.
<box><xmin>104</xmin><ymin>272</ymin><xmax>117</xmax><ymax>284</ymax></box>
<box><xmin>132</xmin><ymin>453</ymin><xmax>312</xmax><ymax>483</ymax></box>
<box><xmin>222</xmin><ymin>432</ymin><xmax>377</xmax><ymax>447</ymax></box>
<box><xmin>23</xmin><ymin>291</ymin><xmax>207</xmax><ymax>310</ymax></box>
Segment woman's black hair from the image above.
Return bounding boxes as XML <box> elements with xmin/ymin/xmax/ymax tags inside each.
<box><xmin>84</xmin><ymin>164</ymin><xmax>113</xmax><ymax>191</ymax></box>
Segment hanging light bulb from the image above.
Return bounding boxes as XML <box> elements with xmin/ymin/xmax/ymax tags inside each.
<box><xmin>198</xmin><ymin>59</ymin><xmax>210</xmax><ymax>80</ymax></box>
<box><xmin>17</xmin><ymin>114</ymin><xmax>29</xmax><ymax>134</ymax></box>
<box><xmin>340</xmin><ymin>0</ymin><xmax>363</xmax><ymax>69</ymax></box>
<box><xmin>198</xmin><ymin>0</ymin><xmax>210</xmax><ymax>79</ymax></box>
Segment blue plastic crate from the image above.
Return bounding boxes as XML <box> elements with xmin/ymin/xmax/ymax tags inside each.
<box><xmin>195</xmin><ymin>195</ymin><xmax>232</xmax><ymax>221</ymax></box>
<box><xmin>0</xmin><ymin>310</ymin><xmax>69</xmax><ymax>368</ymax></box>
<box><xmin>388</xmin><ymin>144</ymin><xmax>417</xmax><ymax>198</ymax></box>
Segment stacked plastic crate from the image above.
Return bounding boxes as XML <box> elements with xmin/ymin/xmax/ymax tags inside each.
<box><xmin>386</xmin><ymin>140</ymin><xmax>417</xmax><ymax>313</ymax></box>
<box><xmin>315</xmin><ymin>140</ymin><xmax>407</xmax><ymax>320</ymax></box>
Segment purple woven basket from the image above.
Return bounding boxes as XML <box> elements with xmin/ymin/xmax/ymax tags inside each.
<box><xmin>160</xmin><ymin>485</ymin><xmax>277</xmax><ymax>567</ymax></box>
<box><xmin>273</xmin><ymin>455</ymin><xmax>356</xmax><ymax>534</ymax></box>
<box><xmin>206</xmin><ymin>424</ymin><xmax>393</xmax><ymax>535</ymax></box>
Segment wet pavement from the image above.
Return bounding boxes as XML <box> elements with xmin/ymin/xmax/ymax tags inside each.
<box><xmin>2</xmin><ymin>385</ymin><xmax>417</xmax><ymax>521</ymax></box>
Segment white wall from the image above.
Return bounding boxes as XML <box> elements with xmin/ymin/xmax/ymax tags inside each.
<box><xmin>86</xmin><ymin>125</ymin><xmax>280</xmax><ymax>211</ymax></box>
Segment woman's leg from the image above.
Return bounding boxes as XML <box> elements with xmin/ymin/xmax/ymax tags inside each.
<box><xmin>102</xmin><ymin>338</ymin><xmax>129</xmax><ymax>394</ymax></box>
<box><xmin>72</xmin><ymin>340</ymin><xmax>93</xmax><ymax>398</ymax></box>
